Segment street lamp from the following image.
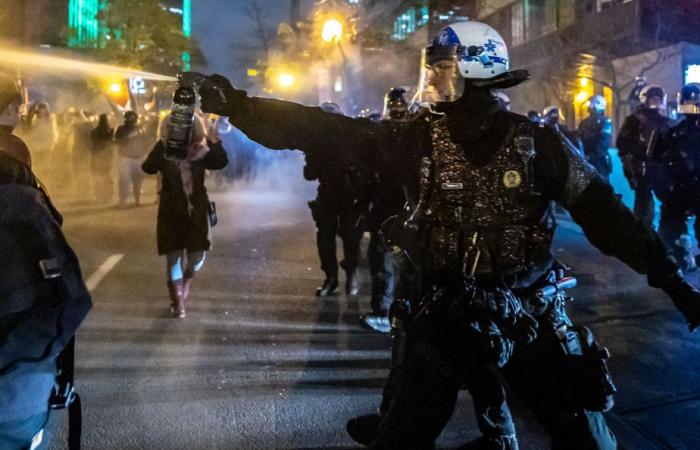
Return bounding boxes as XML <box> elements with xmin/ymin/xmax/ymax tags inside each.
<box><xmin>277</xmin><ymin>73</ymin><xmax>295</xmax><ymax>88</ymax></box>
<box><xmin>321</xmin><ymin>18</ymin><xmax>343</xmax><ymax>43</ymax></box>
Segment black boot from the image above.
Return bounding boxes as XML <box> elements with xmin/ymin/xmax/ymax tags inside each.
<box><xmin>345</xmin><ymin>269</ymin><xmax>359</xmax><ymax>295</ymax></box>
<box><xmin>316</xmin><ymin>277</ymin><xmax>339</xmax><ymax>296</ymax></box>
<box><xmin>346</xmin><ymin>414</ymin><xmax>381</xmax><ymax>447</ymax></box>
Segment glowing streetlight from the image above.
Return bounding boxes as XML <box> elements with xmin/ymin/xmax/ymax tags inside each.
<box><xmin>575</xmin><ymin>91</ymin><xmax>589</xmax><ymax>103</ymax></box>
<box><xmin>277</xmin><ymin>73</ymin><xmax>295</xmax><ymax>88</ymax></box>
<box><xmin>321</xmin><ymin>18</ymin><xmax>344</xmax><ymax>43</ymax></box>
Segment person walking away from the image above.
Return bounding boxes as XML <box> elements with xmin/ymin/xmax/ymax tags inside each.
<box><xmin>142</xmin><ymin>114</ymin><xmax>228</xmax><ymax>318</ymax></box>
<box><xmin>90</xmin><ymin>113</ymin><xmax>115</xmax><ymax>202</ymax></box>
<box><xmin>115</xmin><ymin>111</ymin><xmax>146</xmax><ymax>207</ymax></box>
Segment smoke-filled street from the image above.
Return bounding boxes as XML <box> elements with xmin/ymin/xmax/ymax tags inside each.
<box><xmin>39</xmin><ymin>161</ymin><xmax>699</xmax><ymax>450</ymax></box>
<box><xmin>3</xmin><ymin>2</ymin><xmax>700</xmax><ymax>450</ymax></box>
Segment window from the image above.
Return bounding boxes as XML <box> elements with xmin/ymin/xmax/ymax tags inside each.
<box><xmin>524</xmin><ymin>0</ymin><xmax>557</xmax><ymax>41</ymax></box>
<box><xmin>558</xmin><ymin>0</ymin><xmax>576</xmax><ymax>28</ymax></box>
<box><xmin>511</xmin><ymin>2</ymin><xmax>524</xmax><ymax>46</ymax></box>
<box><xmin>390</xmin><ymin>1</ymin><xmax>429</xmax><ymax>41</ymax></box>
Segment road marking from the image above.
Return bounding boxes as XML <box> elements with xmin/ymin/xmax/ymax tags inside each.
<box><xmin>85</xmin><ymin>254</ymin><xmax>124</xmax><ymax>292</ymax></box>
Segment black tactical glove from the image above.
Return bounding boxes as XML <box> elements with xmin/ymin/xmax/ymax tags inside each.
<box><xmin>661</xmin><ymin>271</ymin><xmax>700</xmax><ymax>332</ymax></box>
<box><xmin>475</xmin><ymin>288</ymin><xmax>539</xmax><ymax>344</ymax></box>
<box><xmin>199</xmin><ymin>74</ymin><xmax>247</xmax><ymax>117</ymax></box>
<box><xmin>500</xmin><ymin>308</ymin><xmax>539</xmax><ymax>344</ymax></box>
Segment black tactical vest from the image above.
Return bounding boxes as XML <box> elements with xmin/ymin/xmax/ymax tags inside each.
<box><xmin>423</xmin><ymin>115</ymin><xmax>555</xmax><ymax>279</ymax></box>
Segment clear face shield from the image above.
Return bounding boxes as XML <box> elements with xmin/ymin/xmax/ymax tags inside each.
<box><xmin>416</xmin><ymin>48</ymin><xmax>465</xmax><ymax>106</ymax></box>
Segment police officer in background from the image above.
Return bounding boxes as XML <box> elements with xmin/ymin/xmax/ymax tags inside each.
<box><xmin>0</xmin><ymin>75</ymin><xmax>92</xmax><ymax>450</ymax></box>
<box><xmin>360</xmin><ymin>88</ymin><xmax>411</xmax><ymax>333</ymax></box>
<box><xmin>542</xmin><ymin>105</ymin><xmax>582</xmax><ymax>155</ymax></box>
<box><xmin>628</xmin><ymin>76</ymin><xmax>647</xmax><ymax>112</ymax></box>
<box><xmin>578</xmin><ymin>95</ymin><xmax>613</xmax><ymax>180</ymax></box>
<box><xmin>304</xmin><ymin>102</ymin><xmax>366</xmax><ymax>296</ymax></box>
<box><xmin>199</xmin><ymin>20</ymin><xmax>700</xmax><ymax>449</ymax></box>
<box><xmin>649</xmin><ymin>84</ymin><xmax>700</xmax><ymax>272</ymax></box>
<box><xmin>617</xmin><ymin>85</ymin><xmax>670</xmax><ymax>227</ymax></box>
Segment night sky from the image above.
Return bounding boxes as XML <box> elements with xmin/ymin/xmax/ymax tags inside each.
<box><xmin>192</xmin><ymin>0</ymin><xmax>315</xmax><ymax>87</ymax></box>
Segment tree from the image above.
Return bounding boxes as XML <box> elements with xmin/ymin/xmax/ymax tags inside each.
<box><xmin>92</xmin><ymin>0</ymin><xmax>201</xmax><ymax>75</ymax></box>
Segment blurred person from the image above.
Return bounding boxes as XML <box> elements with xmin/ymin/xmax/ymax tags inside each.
<box><xmin>617</xmin><ymin>85</ymin><xmax>670</xmax><ymax>227</ymax></box>
<box><xmin>527</xmin><ymin>110</ymin><xmax>541</xmax><ymax>123</ymax></box>
<box><xmin>304</xmin><ymin>102</ymin><xmax>368</xmax><ymax>297</ymax></box>
<box><xmin>648</xmin><ymin>84</ymin><xmax>700</xmax><ymax>273</ymax></box>
<box><xmin>628</xmin><ymin>76</ymin><xmax>647</xmax><ymax>112</ymax></box>
<box><xmin>492</xmin><ymin>90</ymin><xmax>511</xmax><ymax>111</ymax></box>
<box><xmin>23</xmin><ymin>102</ymin><xmax>57</xmax><ymax>179</ymax></box>
<box><xmin>114</xmin><ymin>111</ymin><xmax>146</xmax><ymax>207</ymax></box>
<box><xmin>90</xmin><ymin>113</ymin><xmax>115</xmax><ymax>202</ymax></box>
<box><xmin>360</xmin><ymin>88</ymin><xmax>411</xmax><ymax>333</ymax></box>
<box><xmin>578</xmin><ymin>95</ymin><xmax>613</xmax><ymax>181</ymax></box>
<box><xmin>0</xmin><ymin>74</ymin><xmax>92</xmax><ymax>450</ymax></box>
<box><xmin>542</xmin><ymin>105</ymin><xmax>582</xmax><ymax>155</ymax></box>
<box><xmin>71</xmin><ymin>110</ymin><xmax>96</xmax><ymax>196</ymax></box>
<box><xmin>142</xmin><ymin>114</ymin><xmax>228</xmax><ymax>318</ymax></box>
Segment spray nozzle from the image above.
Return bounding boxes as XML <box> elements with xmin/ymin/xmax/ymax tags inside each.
<box><xmin>177</xmin><ymin>72</ymin><xmax>227</xmax><ymax>103</ymax></box>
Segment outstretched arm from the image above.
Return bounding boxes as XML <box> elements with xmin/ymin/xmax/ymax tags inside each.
<box><xmin>535</xmin><ymin>126</ymin><xmax>700</xmax><ymax>330</ymax></box>
<box><xmin>199</xmin><ymin>75</ymin><xmax>381</xmax><ymax>168</ymax></box>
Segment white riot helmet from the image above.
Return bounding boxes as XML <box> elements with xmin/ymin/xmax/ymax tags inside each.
<box><xmin>588</xmin><ymin>95</ymin><xmax>607</xmax><ymax>114</ymax></box>
<box><xmin>417</xmin><ymin>21</ymin><xmax>527</xmax><ymax>105</ymax></box>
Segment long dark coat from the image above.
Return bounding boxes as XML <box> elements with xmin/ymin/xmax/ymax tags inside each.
<box><xmin>142</xmin><ymin>140</ymin><xmax>228</xmax><ymax>255</ymax></box>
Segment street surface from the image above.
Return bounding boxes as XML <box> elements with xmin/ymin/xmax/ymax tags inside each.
<box><xmin>47</xmin><ymin>156</ymin><xmax>700</xmax><ymax>450</ymax></box>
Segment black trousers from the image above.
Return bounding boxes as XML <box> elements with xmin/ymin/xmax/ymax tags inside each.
<box><xmin>658</xmin><ymin>202</ymin><xmax>697</xmax><ymax>263</ymax></box>
<box><xmin>632</xmin><ymin>176</ymin><xmax>655</xmax><ymax>227</ymax></box>
<box><xmin>368</xmin><ymin>232</ymin><xmax>395</xmax><ymax>316</ymax></box>
<box><xmin>372</xmin><ymin>308</ymin><xmax>516</xmax><ymax>450</ymax></box>
<box><xmin>310</xmin><ymin>199</ymin><xmax>364</xmax><ymax>278</ymax></box>
<box><xmin>373</xmin><ymin>318</ymin><xmax>616</xmax><ymax>450</ymax></box>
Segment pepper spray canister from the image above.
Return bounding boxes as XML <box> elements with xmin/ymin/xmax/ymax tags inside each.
<box><xmin>164</xmin><ymin>76</ymin><xmax>197</xmax><ymax>161</ymax></box>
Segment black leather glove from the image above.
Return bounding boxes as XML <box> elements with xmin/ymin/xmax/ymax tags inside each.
<box><xmin>199</xmin><ymin>74</ymin><xmax>247</xmax><ymax>117</ymax></box>
<box><xmin>500</xmin><ymin>308</ymin><xmax>539</xmax><ymax>344</ymax></box>
<box><xmin>661</xmin><ymin>271</ymin><xmax>700</xmax><ymax>332</ymax></box>
<box><xmin>476</xmin><ymin>288</ymin><xmax>539</xmax><ymax>344</ymax></box>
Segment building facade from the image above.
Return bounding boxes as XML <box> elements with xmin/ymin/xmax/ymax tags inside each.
<box><xmin>357</xmin><ymin>0</ymin><xmax>700</xmax><ymax>127</ymax></box>
<box><xmin>0</xmin><ymin>0</ymin><xmax>69</xmax><ymax>46</ymax></box>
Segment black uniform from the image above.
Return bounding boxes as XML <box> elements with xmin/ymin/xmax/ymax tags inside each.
<box><xmin>617</xmin><ymin>107</ymin><xmax>670</xmax><ymax>227</ymax></box>
<box><xmin>304</xmin><ymin>154</ymin><xmax>367</xmax><ymax>289</ymax></box>
<box><xmin>649</xmin><ymin>115</ymin><xmax>700</xmax><ymax>270</ymax></box>
<box><xmin>201</xmin><ymin>80</ymin><xmax>699</xmax><ymax>450</ymax></box>
<box><xmin>578</xmin><ymin>112</ymin><xmax>613</xmax><ymax>180</ymax></box>
<box><xmin>364</xmin><ymin>119</ymin><xmax>412</xmax><ymax>317</ymax></box>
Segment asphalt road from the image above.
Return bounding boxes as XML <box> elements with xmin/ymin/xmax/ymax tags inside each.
<box><xmin>46</xmin><ymin>157</ymin><xmax>700</xmax><ymax>450</ymax></box>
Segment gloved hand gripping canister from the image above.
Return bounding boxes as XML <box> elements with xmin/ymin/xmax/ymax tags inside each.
<box><xmin>194</xmin><ymin>73</ymin><xmax>248</xmax><ymax>117</ymax></box>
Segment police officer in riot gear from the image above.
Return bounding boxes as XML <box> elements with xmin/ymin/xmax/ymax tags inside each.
<box><xmin>578</xmin><ymin>95</ymin><xmax>613</xmax><ymax>180</ymax></box>
<box><xmin>628</xmin><ymin>76</ymin><xmax>647</xmax><ymax>112</ymax></box>
<box><xmin>617</xmin><ymin>85</ymin><xmax>670</xmax><ymax>227</ymax></box>
<box><xmin>542</xmin><ymin>105</ymin><xmax>582</xmax><ymax>155</ymax></box>
<box><xmin>649</xmin><ymin>84</ymin><xmax>700</xmax><ymax>272</ymax></box>
<box><xmin>304</xmin><ymin>102</ymin><xmax>366</xmax><ymax>296</ymax></box>
<box><xmin>199</xmin><ymin>20</ymin><xmax>700</xmax><ymax>450</ymax></box>
<box><xmin>360</xmin><ymin>88</ymin><xmax>412</xmax><ymax>333</ymax></box>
